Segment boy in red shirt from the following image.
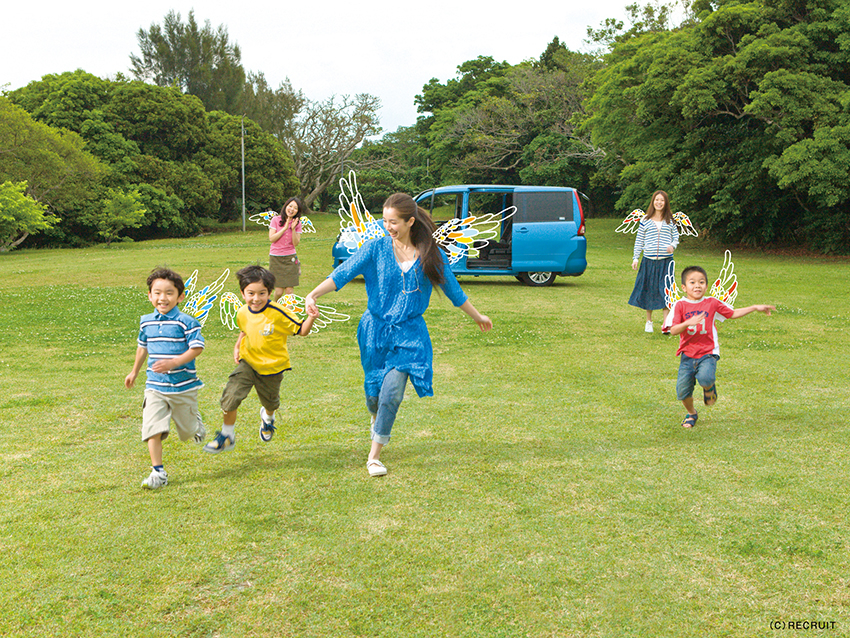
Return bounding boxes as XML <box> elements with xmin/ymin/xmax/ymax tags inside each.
<box><xmin>670</xmin><ymin>265</ymin><xmax>775</xmax><ymax>428</ymax></box>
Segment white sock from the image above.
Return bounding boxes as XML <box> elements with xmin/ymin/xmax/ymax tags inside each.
<box><xmin>221</xmin><ymin>424</ymin><xmax>236</xmax><ymax>438</ymax></box>
<box><xmin>262</xmin><ymin>407</ymin><xmax>274</xmax><ymax>423</ymax></box>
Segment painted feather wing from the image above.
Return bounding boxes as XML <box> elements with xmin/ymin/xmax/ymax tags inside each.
<box><xmin>183</xmin><ymin>268</ymin><xmax>230</xmax><ymax>327</ymax></box>
<box><xmin>615</xmin><ymin>209</ymin><xmax>645</xmax><ymax>234</ymax></box>
<box><xmin>664</xmin><ymin>259</ymin><xmax>684</xmax><ymax>310</ymax></box>
<box><xmin>218</xmin><ymin>291</ymin><xmax>243</xmax><ymax>330</ymax></box>
<box><xmin>249</xmin><ymin>210</ymin><xmax>277</xmax><ymax>228</ymax></box>
<box><xmin>280</xmin><ymin>294</ymin><xmax>351</xmax><ymax>334</ymax></box>
<box><xmin>337</xmin><ymin>170</ymin><xmax>384</xmax><ymax>253</ymax></box>
<box><xmin>708</xmin><ymin>249</ymin><xmax>738</xmax><ymax>307</ymax></box>
<box><xmin>432</xmin><ymin>206</ymin><xmax>517</xmax><ymax>264</ymax></box>
<box><xmin>300</xmin><ymin>216</ymin><xmax>316</xmax><ymax>233</ymax></box>
<box><xmin>673</xmin><ymin>211</ymin><xmax>699</xmax><ymax>237</ymax></box>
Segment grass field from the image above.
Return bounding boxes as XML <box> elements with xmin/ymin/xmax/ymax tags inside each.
<box><xmin>1</xmin><ymin>215</ymin><xmax>848</xmax><ymax>637</ymax></box>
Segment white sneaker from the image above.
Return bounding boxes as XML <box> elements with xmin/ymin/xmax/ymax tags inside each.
<box><xmin>141</xmin><ymin>468</ymin><xmax>168</xmax><ymax>489</ymax></box>
<box><xmin>367</xmin><ymin>459</ymin><xmax>387</xmax><ymax>477</ymax></box>
<box><xmin>644</xmin><ymin>321</ymin><xmax>654</xmax><ymax>333</ymax></box>
<box><xmin>193</xmin><ymin>414</ymin><xmax>206</xmax><ymax>444</ymax></box>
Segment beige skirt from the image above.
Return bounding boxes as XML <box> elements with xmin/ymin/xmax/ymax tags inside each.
<box><xmin>269</xmin><ymin>254</ymin><xmax>300</xmax><ymax>288</ymax></box>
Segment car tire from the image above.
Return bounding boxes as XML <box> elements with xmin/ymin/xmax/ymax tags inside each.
<box><xmin>519</xmin><ymin>272</ymin><xmax>556</xmax><ymax>286</ymax></box>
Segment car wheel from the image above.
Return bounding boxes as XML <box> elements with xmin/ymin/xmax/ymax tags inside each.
<box><xmin>519</xmin><ymin>272</ymin><xmax>556</xmax><ymax>286</ymax></box>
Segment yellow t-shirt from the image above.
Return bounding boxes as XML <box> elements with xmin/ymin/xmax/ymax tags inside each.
<box><xmin>236</xmin><ymin>301</ymin><xmax>302</xmax><ymax>374</ymax></box>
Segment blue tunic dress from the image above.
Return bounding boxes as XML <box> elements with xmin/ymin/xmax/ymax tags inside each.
<box><xmin>331</xmin><ymin>236</ymin><xmax>468</xmax><ymax>398</ymax></box>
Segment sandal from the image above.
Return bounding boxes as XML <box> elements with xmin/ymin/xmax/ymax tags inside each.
<box><xmin>681</xmin><ymin>413</ymin><xmax>698</xmax><ymax>428</ymax></box>
<box><xmin>367</xmin><ymin>459</ymin><xmax>387</xmax><ymax>477</ymax></box>
<box><xmin>703</xmin><ymin>384</ymin><xmax>717</xmax><ymax>406</ymax></box>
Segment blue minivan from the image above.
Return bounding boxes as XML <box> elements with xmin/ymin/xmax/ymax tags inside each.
<box><xmin>332</xmin><ymin>184</ymin><xmax>587</xmax><ymax>286</ymax></box>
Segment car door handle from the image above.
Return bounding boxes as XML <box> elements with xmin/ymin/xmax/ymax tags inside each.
<box><xmin>516</xmin><ymin>227</ymin><xmax>529</xmax><ymax>233</ymax></box>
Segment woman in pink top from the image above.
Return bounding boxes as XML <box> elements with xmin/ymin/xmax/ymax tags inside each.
<box><xmin>268</xmin><ymin>197</ymin><xmax>305</xmax><ymax>300</ymax></box>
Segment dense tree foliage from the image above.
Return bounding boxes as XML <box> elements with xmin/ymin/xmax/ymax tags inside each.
<box><xmin>584</xmin><ymin>0</ymin><xmax>850</xmax><ymax>252</ymax></box>
<box><xmin>130</xmin><ymin>10</ymin><xmax>245</xmax><ymax>114</ymax></box>
<box><xmin>0</xmin><ymin>181</ymin><xmax>56</xmax><ymax>251</ymax></box>
<box><xmin>5</xmin><ymin>72</ymin><xmax>298</xmax><ymax>247</ymax></box>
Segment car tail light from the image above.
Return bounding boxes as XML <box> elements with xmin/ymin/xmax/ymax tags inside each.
<box><xmin>576</xmin><ymin>193</ymin><xmax>586</xmax><ymax>236</ymax></box>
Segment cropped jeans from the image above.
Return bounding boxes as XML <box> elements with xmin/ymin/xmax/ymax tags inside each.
<box><xmin>676</xmin><ymin>354</ymin><xmax>719</xmax><ymax>401</ymax></box>
<box><xmin>366</xmin><ymin>368</ymin><xmax>408</xmax><ymax>445</ymax></box>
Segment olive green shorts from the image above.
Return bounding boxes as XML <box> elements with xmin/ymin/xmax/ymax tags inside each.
<box><xmin>220</xmin><ymin>360</ymin><xmax>283</xmax><ymax>413</ymax></box>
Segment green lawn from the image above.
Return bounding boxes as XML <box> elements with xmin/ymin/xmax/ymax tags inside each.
<box><xmin>1</xmin><ymin>215</ymin><xmax>848</xmax><ymax>637</ymax></box>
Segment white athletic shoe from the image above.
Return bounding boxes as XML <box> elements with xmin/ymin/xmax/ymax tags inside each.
<box><xmin>141</xmin><ymin>468</ymin><xmax>168</xmax><ymax>489</ymax></box>
<box><xmin>644</xmin><ymin>321</ymin><xmax>654</xmax><ymax>333</ymax></box>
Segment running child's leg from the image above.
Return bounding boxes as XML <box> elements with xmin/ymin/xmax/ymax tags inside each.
<box><xmin>147</xmin><ymin>434</ymin><xmax>164</xmax><ymax>467</ymax></box>
<box><xmin>694</xmin><ymin>355</ymin><xmax>719</xmax><ymax>406</ymax></box>
<box><xmin>205</xmin><ymin>362</ymin><xmax>253</xmax><ymax>453</ymax></box>
<box><xmin>676</xmin><ymin>356</ymin><xmax>699</xmax><ymax>427</ymax></box>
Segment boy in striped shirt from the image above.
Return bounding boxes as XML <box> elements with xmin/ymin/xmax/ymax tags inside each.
<box><xmin>125</xmin><ymin>267</ymin><xmax>207</xmax><ymax>489</ymax></box>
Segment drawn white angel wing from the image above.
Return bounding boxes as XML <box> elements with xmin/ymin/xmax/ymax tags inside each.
<box><xmin>673</xmin><ymin>211</ymin><xmax>699</xmax><ymax>237</ymax></box>
<box><xmin>249</xmin><ymin>210</ymin><xmax>278</xmax><ymax>228</ymax></box>
<box><xmin>615</xmin><ymin>209</ymin><xmax>646</xmax><ymax>234</ymax></box>
<box><xmin>337</xmin><ymin>170</ymin><xmax>385</xmax><ymax>253</ymax></box>
<box><xmin>664</xmin><ymin>259</ymin><xmax>684</xmax><ymax>310</ymax></box>
<box><xmin>218</xmin><ymin>291</ymin><xmax>242</xmax><ymax>331</ymax></box>
<box><xmin>708</xmin><ymin>249</ymin><xmax>738</xmax><ymax>307</ymax></box>
<box><xmin>433</xmin><ymin>207</ymin><xmax>517</xmax><ymax>264</ymax></box>
<box><xmin>183</xmin><ymin>268</ymin><xmax>230</xmax><ymax>327</ymax></box>
<box><xmin>301</xmin><ymin>216</ymin><xmax>316</xmax><ymax>233</ymax></box>
<box><xmin>280</xmin><ymin>293</ymin><xmax>351</xmax><ymax>334</ymax></box>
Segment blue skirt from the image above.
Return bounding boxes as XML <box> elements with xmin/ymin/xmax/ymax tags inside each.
<box><xmin>628</xmin><ymin>256</ymin><xmax>672</xmax><ymax>310</ymax></box>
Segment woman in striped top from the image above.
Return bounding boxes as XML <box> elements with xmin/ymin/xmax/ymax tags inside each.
<box><xmin>628</xmin><ymin>190</ymin><xmax>679</xmax><ymax>333</ymax></box>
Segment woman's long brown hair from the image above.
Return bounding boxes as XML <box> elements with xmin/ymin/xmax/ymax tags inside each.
<box><xmin>644</xmin><ymin>190</ymin><xmax>674</xmax><ymax>224</ymax></box>
<box><xmin>384</xmin><ymin>193</ymin><xmax>445</xmax><ymax>287</ymax></box>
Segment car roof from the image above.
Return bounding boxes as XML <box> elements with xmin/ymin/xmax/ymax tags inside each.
<box><xmin>417</xmin><ymin>185</ymin><xmax>576</xmax><ymax>197</ymax></box>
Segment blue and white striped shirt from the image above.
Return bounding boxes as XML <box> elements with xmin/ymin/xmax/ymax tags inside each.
<box><xmin>633</xmin><ymin>218</ymin><xmax>680</xmax><ymax>261</ymax></box>
<box><xmin>137</xmin><ymin>307</ymin><xmax>204</xmax><ymax>393</ymax></box>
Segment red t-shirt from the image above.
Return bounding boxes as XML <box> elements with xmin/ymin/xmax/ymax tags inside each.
<box><xmin>672</xmin><ymin>296</ymin><xmax>735</xmax><ymax>358</ymax></box>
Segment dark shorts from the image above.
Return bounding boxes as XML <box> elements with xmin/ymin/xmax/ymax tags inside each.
<box><xmin>220</xmin><ymin>360</ymin><xmax>283</xmax><ymax>413</ymax></box>
<box><xmin>269</xmin><ymin>254</ymin><xmax>300</xmax><ymax>289</ymax></box>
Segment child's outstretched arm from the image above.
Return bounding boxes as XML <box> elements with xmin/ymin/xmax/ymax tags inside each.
<box><xmin>731</xmin><ymin>304</ymin><xmax>775</xmax><ymax>319</ymax></box>
<box><xmin>233</xmin><ymin>332</ymin><xmax>245</xmax><ymax>364</ymax></box>
<box><xmin>304</xmin><ymin>278</ymin><xmax>338</xmax><ymax>316</ymax></box>
<box><xmin>125</xmin><ymin>346</ymin><xmax>148</xmax><ymax>388</ymax></box>
<box><xmin>150</xmin><ymin>347</ymin><xmax>203</xmax><ymax>374</ymax></box>
<box><xmin>299</xmin><ymin>302</ymin><xmax>320</xmax><ymax>336</ymax></box>
<box><xmin>458</xmin><ymin>300</ymin><xmax>492</xmax><ymax>332</ymax></box>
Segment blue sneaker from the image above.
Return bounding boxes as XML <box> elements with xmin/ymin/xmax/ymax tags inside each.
<box><xmin>203</xmin><ymin>431</ymin><xmax>235</xmax><ymax>453</ymax></box>
<box><xmin>259</xmin><ymin>407</ymin><xmax>276</xmax><ymax>442</ymax></box>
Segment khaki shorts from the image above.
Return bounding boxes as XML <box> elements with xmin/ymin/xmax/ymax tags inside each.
<box><xmin>269</xmin><ymin>254</ymin><xmax>300</xmax><ymax>288</ymax></box>
<box><xmin>220</xmin><ymin>360</ymin><xmax>283</xmax><ymax>413</ymax></box>
<box><xmin>141</xmin><ymin>388</ymin><xmax>203</xmax><ymax>442</ymax></box>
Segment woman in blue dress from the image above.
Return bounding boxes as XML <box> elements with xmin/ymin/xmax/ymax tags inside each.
<box><xmin>305</xmin><ymin>193</ymin><xmax>492</xmax><ymax>477</ymax></box>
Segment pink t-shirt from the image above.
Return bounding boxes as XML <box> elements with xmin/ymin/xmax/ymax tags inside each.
<box><xmin>672</xmin><ymin>296</ymin><xmax>735</xmax><ymax>358</ymax></box>
<box><xmin>269</xmin><ymin>216</ymin><xmax>302</xmax><ymax>256</ymax></box>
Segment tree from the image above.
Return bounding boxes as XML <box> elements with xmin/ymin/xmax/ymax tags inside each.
<box><xmin>0</xmin><ymin>181</ymin><xmax>56</xmax><ymax>251</ymax></box>
<box><xmin>280</xmin><ymin>94</ymin><xmax>382</xmax><ymax>209</ymax></box>
<box><xmin>197</xmin><ymin>111</ymin><xmax>299</xmax><ymax>220</ymax></box>
<box><xmin>0</xmin><ymin>97</ymin><xmax>103</xmax><ymax>245</ymax></box>
<box><xmin>130</xmin><ymin>10</ymin><xmax>245</xmax><ymax>113</ymax></box>
<box><xmin>80</xmin><ymin>188</ymin><xmax>147</xmax><ymax>246</ymax></box>
<box><xmin>240</xmin><ymin>71</ymin><xmax>305</xmax><ymax>141</ymax></box>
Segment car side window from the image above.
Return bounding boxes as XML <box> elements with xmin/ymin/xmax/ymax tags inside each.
<box><xmin>514</xmin><ymin>192</ymin><xmax>573</xmax><ymax>223</ymax></box>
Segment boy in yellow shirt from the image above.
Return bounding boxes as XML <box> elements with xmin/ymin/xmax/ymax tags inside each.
<box><xmin>204</xmin><ymin>265</ymin><xmax>317</xmax><ymax>453</ymax></box>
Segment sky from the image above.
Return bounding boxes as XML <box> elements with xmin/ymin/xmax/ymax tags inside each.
<box><xmin>1</xmin><ymin>0</ymin><xmax>639</xmax><ymax>133</ymax></box>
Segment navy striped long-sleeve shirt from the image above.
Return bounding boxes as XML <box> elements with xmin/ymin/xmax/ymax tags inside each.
<box><xmin>633</xmin><ymin>218</ymin><xmax>679</xmax><ymax>261</ymax></box>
